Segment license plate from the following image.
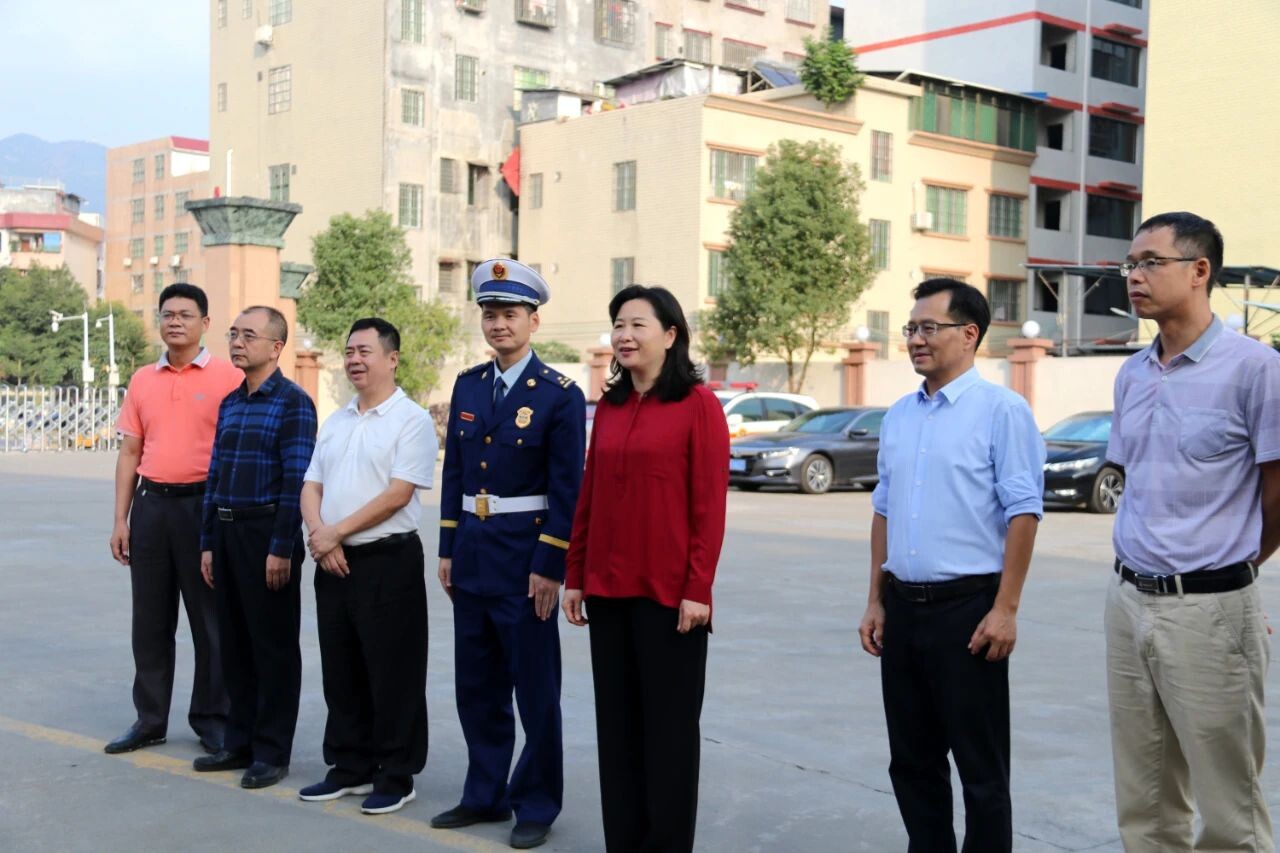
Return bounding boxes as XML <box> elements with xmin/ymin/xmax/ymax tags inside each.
<box><xmin>729</xmin><ymin>458</ymin><xmax>747</xmax><ymax>472</ymax></box>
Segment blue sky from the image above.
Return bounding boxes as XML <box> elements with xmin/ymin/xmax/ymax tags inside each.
<box><xmin>1</xmin><ymin>0</ymin><xmax>209</xmax><ymax>146</ymax></box>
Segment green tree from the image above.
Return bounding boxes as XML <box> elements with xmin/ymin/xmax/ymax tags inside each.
<box><xmin>799</xmin><ymin>30</ymin><xmax>864</xmax><ymax>109</ymax></box>
<box><xmin>297</xmin><ymin>210</ymin><xmax>463</xmax><ymax>400</ymax></box>
<box><xmin>0</xmin><ymin>265</ymin><xmax>151</xmax><ymax>386</ymax></box>
<box><xmin>706</xmin><ymin>139</ymin><xmax>873</xmax><ymax>392</ymax></box>
<box><xmin>533</xmin><ymin>340</ymin><xmax>581</xmax><ymax>363</ymax></box>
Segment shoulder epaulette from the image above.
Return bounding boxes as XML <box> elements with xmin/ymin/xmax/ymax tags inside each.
<box><xmin>537</xmin><ymin>365</ymin><xmax>576</xmax><ymax>391</ymax></box>
<box><xmin>457</xmin><ymin>362</ymin><xmax>488</xmax><ymax>378</ymax></box>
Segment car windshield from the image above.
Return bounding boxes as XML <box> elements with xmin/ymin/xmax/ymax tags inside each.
<box><xmin>1044</xmin><ymin>413</ymin><xmax>1111</xmax><ymax>442</ymax></box>
<box><xmin>781</xmin><ymin>410</ymin><xmax>855</xmax><ymax>434</ymax></box>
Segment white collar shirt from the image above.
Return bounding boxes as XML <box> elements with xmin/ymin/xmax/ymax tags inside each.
<box><xmin>303</xmin><ymin>387</ymin><xmax>438</xmax><ymax>545</ymax></box>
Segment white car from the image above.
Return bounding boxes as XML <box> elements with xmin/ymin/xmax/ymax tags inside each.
<box><xmin>714</xmin><ymin>389</ymin><xmax>820</xmax><ymax>437</ymax></box>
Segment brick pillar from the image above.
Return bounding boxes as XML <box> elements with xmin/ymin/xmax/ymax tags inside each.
<box><xmin>587</xmin><ymin>346</ymin><xmax>613</xmax><ymax>402</ymax></box>
<box><xmin>294</xmin><ymin>349</ymin><xmax>320</xmax><ymax>404</ymax></box>
<box><xmin>1006</xmin><ymin>337</ymin><xmax>1054</xmax><ymax>409</ymax></box>
<box><xmin>840</xmin><ymin>341</ymin><xmax>881</xmax><ymax>406</ymax></box>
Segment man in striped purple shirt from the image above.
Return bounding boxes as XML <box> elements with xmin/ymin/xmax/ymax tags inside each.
<box><xmin>1106</xmin><ymin>212</ymin><xmax>1280</xmax><ymax>852</ymax></box>
<box><xmin>195</xmin><ymin>305</ymin><xmax>317</xmax><ymax>790</ymax></box>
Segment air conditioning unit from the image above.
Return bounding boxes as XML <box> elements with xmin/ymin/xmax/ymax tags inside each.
<box><xmin>255</xmin><ymin>25</ymin><xmax>273</xmax><ymax>46</ymax></box>
<box><xmin>910</xmin><ymin>212</ymin><xmax>935</xmax><ymax>231</ymax></box>
<box><xmin>122</xmin><ymin>257</ymin><xmax>132</xmax><ymax>268</ymax></box>
<box><xmin>170</xmin><ymin>254</ymin><xmax>182</xmax><ymax>268</ymax></box>
<box><xmin>149</xmin><ymin>256</ymin><xmax>159</xmax><ymax>266</ymax></box>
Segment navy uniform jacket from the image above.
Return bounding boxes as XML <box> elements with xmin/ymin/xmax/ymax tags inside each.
<box><xmin>439</xmin><ymin>352</ymin><xmax>586</xmax><ymax>597</ymax></box>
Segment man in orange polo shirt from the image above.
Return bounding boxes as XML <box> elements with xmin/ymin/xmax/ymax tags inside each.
<box><xmin>105</xmin><ymin>283</ymin><xmax>243</xmax><ymax>756</ymax></box>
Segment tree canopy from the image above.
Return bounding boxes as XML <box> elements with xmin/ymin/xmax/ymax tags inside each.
<box><xmin>799</xmin><ymin>31</ymin><xmax>865</xmax><ymax>108</ymax></box>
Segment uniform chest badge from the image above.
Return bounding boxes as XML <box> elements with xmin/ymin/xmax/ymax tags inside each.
<box><xmin>515</xmin><ymin>407</ymin><xmax>533</xmax><ymax>429</ymax></box>
<box><xmin>460</xmin><ymin>411</ymin><xmax>476</xmax><ymax>422</ymax></box>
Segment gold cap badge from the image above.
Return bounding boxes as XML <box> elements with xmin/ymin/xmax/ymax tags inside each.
<box><xmin>492</xmin><ymin>262</ymin><xmax>508</xmax><ymax>280</ymax></box>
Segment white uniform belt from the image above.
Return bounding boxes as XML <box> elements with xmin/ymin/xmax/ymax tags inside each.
<box><xmin>462</xmin><ymin>494</ymin><xmax>548</xmax><ymax>518</ymax></box>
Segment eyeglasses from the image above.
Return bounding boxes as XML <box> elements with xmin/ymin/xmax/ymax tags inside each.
<box><xmin>902</xmin><ymin>322</ymin><xmax>969</xmax><ymax>339</ymax></box>
<box><xmin>1118</xmin><ymin>257</ymin><xmax>1201</xmax><ymax>277</ymax></box>
<box><xmin>225</xmin><ymin>330</ymin><xmax>279</xmax><ymax>344</ymax></box>
<box><xmin>160</xmin><ymin>311</ymin><xmax>201</xmax><ymax>323</ymax></box>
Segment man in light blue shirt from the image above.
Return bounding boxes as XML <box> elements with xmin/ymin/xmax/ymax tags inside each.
<box><xmin>859</xmin><ymin>278</ymin><xmax>1045</xmax><ymax>853</ymax></box>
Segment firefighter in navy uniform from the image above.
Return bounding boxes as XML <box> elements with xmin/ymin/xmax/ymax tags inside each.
<box><xmin>431</xmin><ymin>259</ymin><xmax>586</xmax><ymax>851</ymax></box>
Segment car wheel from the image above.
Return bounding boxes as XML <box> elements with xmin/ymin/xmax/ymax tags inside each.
<box><xmin>798</xmin><ymin>454</ymin><xmax>833</xmax><ymax>495</ymax></box>
<box><xmin>736</xmin><ymin>483</ymin><xmax>762</xmax><ymax>492</ymax></box>
<box><xmin>1089</xmin><ymin>466</ymin><xmax>1124</xmax><ymax>514</ymax></box>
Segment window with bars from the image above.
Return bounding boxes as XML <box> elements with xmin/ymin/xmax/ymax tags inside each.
<box><xmin>269</xmin><ymin>0</ymin><xmax>291</xmax><ymax>25</ymax></box>
<box><xmin>870</xmin><ymin>131</ymin><xmax>892</xmax><ymax>182</ymax></box>
<box><xmin>869</xmin><ymin>219</ymin><xmax>890</xmax><ymax>270</ymax></box>
<box><xmin>785</xmin><ymin>0</ymin><xmax>811</xmax><ymax>22</ymax></box>
<box><xmin>440</xmin><ymin>158</ymin><xmax>459</xmax><ymax>193</ymax></box>
<box><xmin>129</xmin><ymin>238</ymin><xmax>144</xmax><ymax>259</ymax></box>
<box><xmin>402</xmin><ymin>89</ymin><xmax>425</xmax><ymax>126</ymax></box>
<box><xmin>131</xmin><ymin>159</ymin><xmax>144</xmax><ymax>183</ymax></box>
<box><xmin>513</xmin><ymin>66</ymin><xmax>550</xmax><ymax>110</ymax></box>
<box><xmin>154</xmin><ymin>194</ymin><xmax>165</xmax><ymax>220</ymax></box>
<box><xmin>722</xmin><ymin>40</ymin><xmax>764</xmax><ymax>69</ymax></box>
<box><xmin>1092</xmin><ymin>37</ymin><xmax>1140</xmax><ymax>86</ymax></box>
<box><xmin>1089</xmin><ymin>116</ymin><xmax>1138</xmax><ymax>162</ymax></box>
<box><xmin>925</xmin><ymin>185</ymin><xmax>968</xmax><ymax>235</ymax></box>
<box><xmin>529</xmin><ymin>173</ymin><xmax>543</xmax><ymax>209</ymax></box>
<box><xmin>154</xmin><ymin>154</ymin><xmax>166</xmax><ymax>180</ymax></box>
<box><xmin>153</xmin><ymin>235</ymin><xmax>165</xmax><ymax>256</ymax></box>
<box><xmin>175</xmin><ymin>232</ymin><xmax>189</xmax><ymax>254</ymax></box>
<box><xmin>613</xmin><ymin>161</ymin><xmax>636</xmax><ymax>211</ymax></box>
<box><xmin>709</xmin><ymin>149</ymin><xmax>757</xmax><ymax>201</ymax></box>
<box><xmin>867</xmin><ymin>310</ymin><xmax>889</xmax><ymax>358</ymax></box>
<box><xmin>268</xmin><ymin>65</ymin><xmax>291</xmax><ymax>114</ymax></box>
<box><xmin>708</xmin><ymin>249</ymin><xmax>729</xmax><ymax>297</ymax></box>
<box><xmin>988</xmin><ymin>194</ymin><xmax>1024</xmax><ymax>239</ymax></box>
<box><xmin>174</xmin><ymin>267</ymin><xmax>191</xmax><ymax>283</ymax></box>
<box><xmin>217</xmin><ymin>0</ymin><xmax>227</xmax><ymax>28</ymax></box>
<box><xmin>130</xmin><ymin>198</ymin><xmax>144</xmax><ymax>224</ymax></box>
<box><xmin>154</xmin><ymin>271</ymin><xmax>166</xmax><ymax>292</ymax></box>
<box><xmin>269</xmin><ymin>164</ymin><xmax>290</xmax><ymax>202</ymax></box>
<box><xmin>401</xmin><ymin>0</ymin><xmax>423</xmax><ymax>42</ymax></box>
<box><xmin>399</xmin><ymin>183</ymin><xmax>423</xmax><ymax>228</ymax></box>
<box><xmin>456</xmin><ymin>55</ymin><xmax>479</xmax><ymax>102</ymax></box>
<box><xmin>131</xmin><ymin>274</ymin><xmax>144</xmax><ymax>294</ymax></box>
<box><xmin>175</xmin><ymin>190</ymin><xmax>190</xmax><ymax>212</ymax></box>
<box><xmin>684</xmin><ymin>30</ymin><xmax>711</xmax><ymax>62</ymax></box>
<box><xmin>468</xmin><ymin>164</ymin><xmax>490</xmax><ymax>208</ymax></box>
<box><xmin>988</xmin><ymin>278</ymin><xmax>1023</xmax><ymax>322</ymax></box>
<box><xmin>594</xmin><ymin>0</ymin><xmax>635</xmax><ymax>45</ymax></box>
<box><xmin>217</xmin><ymin>83</ymin><xmax>227</xmax><ymax>112</ymax></box>
<box><xmin>516</xmin><ymin>0</ymin><xmax>556</xmax><ymax>27</ymax></box>
<box><xmin>611</xmin><ymin>257</ymin><xmax>635</xmax><ymax>294</ymax></box>
<box><xmin>1086</xmin><ymin>194</ymin><xmax>1135</xmax><ymax>238</ymax></box>
<box><xmin>242</xmin><ymin>0</ymin><xmax>253</xmax><ymax>18</ymax></box>
<box><xmin>438</xmin><ymin>262</ymin><xmax>458</xmax><ymax>293</ymax></box>
<box><xmin>655</xmin><ymin>24</ymin><xmax>672</xmax><ymax>59</ymax></box>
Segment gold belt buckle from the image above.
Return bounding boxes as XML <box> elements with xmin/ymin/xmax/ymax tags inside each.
<box><xmin>474</xmin><ymin>495</ymin><xmax>490</xmax><ymax>519</ymax></box>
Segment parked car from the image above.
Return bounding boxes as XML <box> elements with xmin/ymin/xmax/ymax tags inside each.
<box><xmin>714</xmin><ymin>389</ymin><xmax>820</xmax><ymax>437</ymax></box>
<box><xmin>1042</xmin><ymin>411</ymin><xmax>1124</xmax><ymax>513</ymax></box>
<box><xmin>728</xmin><ymin>407</ymin><xmax>886</xmax><ymax>494</ymax></box>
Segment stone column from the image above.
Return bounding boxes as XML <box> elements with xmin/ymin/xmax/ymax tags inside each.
<box><xmin>1006</xmin><ymin>337</ymin><xmax>1054</xmax><ymax>410</ymax></box>
<box><xmin>294</xmin><ymin>349</ymin><xmax>320</xmax><ymax>403</ymax></box>
<box><xmin>840</xmin><ymin>341</ymin><xmax>881</xmax><ymax>406</ymax></box>
<box><xmin>587</xmin><ymin>346</ymin><xmax>613</xmax><ymax>402</ymax></box>
<box><xmin>187</xmin><ymin>197</ymin><xmax>304</xmax><ymax>377</ymax></box>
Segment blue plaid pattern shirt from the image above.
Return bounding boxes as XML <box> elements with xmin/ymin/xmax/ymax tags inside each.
<box><xmin>201</xmin><ymin>369</ymin><xmax>318</xmax><ymax>557</ymax></box>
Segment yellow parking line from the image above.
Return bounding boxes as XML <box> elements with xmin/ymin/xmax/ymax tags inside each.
<box><xmin>0</xmin><ymin>714</ymin><xmax>508</xmax><ymax>851</ymax></box>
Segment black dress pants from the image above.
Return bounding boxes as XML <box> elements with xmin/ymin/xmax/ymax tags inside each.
<box><xmin>128</xmin><ymin>486</ymin><xmax>227</xmax><ymax>741</ymax></box>
<box><xmin>212</xmin><ymin>514</ymin><xmax>303</xmax><ymax>767</ymax></box>
<box><xmin>315</xmin><ymin>533</ymin><xmax>428</xmax><ymax>797</ymax></box>
<box><xmin>881</xmin><ymin>579</ymin><xmax>1011</xmax><ymax>853</ymax></box>
<box><xmin>587</xmin><ymin>596</ymin><xmax>708</xmax><ymax>853</ymax></box>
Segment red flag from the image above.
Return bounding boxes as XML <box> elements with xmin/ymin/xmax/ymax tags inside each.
<box><xmin>500</xmin><ymin>147</ymin><xmax>521</xmax><ymax>196</ymax></box>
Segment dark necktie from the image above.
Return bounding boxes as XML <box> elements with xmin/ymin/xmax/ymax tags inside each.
<box><xmin>493</xmin><ymin>377</ymin><xmax>506</xmax><ymax>410</ymax></box>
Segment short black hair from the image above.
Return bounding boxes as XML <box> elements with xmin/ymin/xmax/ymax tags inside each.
<box><xmin>347</xmin><ymin>317</ymin><xmax>401</xmax><ymax>352</ymax></box>
<box><xmin>603</xmin><ymin>285</ymin><xmax>703</xmax><ymax>405</ymax></box>
<box><xmin>158</xmin><ymin>283</ymin><xmax>208</xmax><ymax>316</ymax></box>
<box><xmin>241</xmin><ymin>305</ymin><xmax>288</xmax><ymax>345</ymax></box>
<box><xmin>1136</xmin><ymin>211</ymin><xmax>1224</xmax><ymax>294</ymax></box>
<box><xmin>911</xmin><ymin>278</ymin><xmax>992</xmax><ymax>347</ymax></box>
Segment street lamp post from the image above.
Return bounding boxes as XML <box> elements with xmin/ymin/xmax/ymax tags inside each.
<box><xmin>95</xmin><ymin>310</ymin><xmax>119</xmax><ymax>390</ymax></box>
<box><xmin>50</xmin><ymin>310</ymin><xmax>95</xmax><ymax>389</ymax></box>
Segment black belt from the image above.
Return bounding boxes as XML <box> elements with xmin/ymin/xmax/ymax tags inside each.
<box><xmin>139</xmin><ymin>477</ymin><xmax>205</xmax><ymax>497</ymax></box>
<box><xmin>887</xmin><ymin>572</ymin><xmax>1000</xmax><ymax>604</ymax></box>
<box><xmin>1114</xmin><ymin>559</ymin><xmax>1257</xmax><ymax>595</ymax></box>
<box><xmin>216</xmin><ymin>503</ymin><xmax>277</xmax><ymax>522</ymax></box>
<box><xmin>342</xmin><ymin>531</ymin><xmax>419</xmax><ymax>556</ymax></box>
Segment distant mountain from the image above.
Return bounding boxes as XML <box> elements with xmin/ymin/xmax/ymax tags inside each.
<box><xmin>0</xmin><ymin>134</ymin><xmax>107</xmax><ymax>215</ymax></box>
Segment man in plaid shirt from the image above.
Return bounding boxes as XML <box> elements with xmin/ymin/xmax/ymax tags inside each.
<box><xmin>194</xmin><ymin>305</ymin><xmax>317</xmax><ymax>790</ymax></box>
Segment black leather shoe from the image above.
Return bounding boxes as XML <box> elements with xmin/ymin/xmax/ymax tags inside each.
<box><xmin>510</xmin><ymin>822</ymin><xmax>550</xmax><ymax>849</ymax></box>
<box><xmin>241</xmin><ymin>762</ymin><xmax>289</xmax><ymax>789</ymax></box>
<box><xmin>193</xmin><ymin>749</ymin><xmax>252</xmax><ymax>772</ymax></box>
<box><xmin>430</xmin><ymin>804</ymin><xmax>513</xmax><ymax>829</ymax></box>
<box><xmin>104</xmin><ymin>723</ymin><xmax>166</xmax><ymax>754</ymax></box>
<box><xmin>198</xmin><ymin>734</ymin><xmax>223</xmax><ymax>755</ymax></box>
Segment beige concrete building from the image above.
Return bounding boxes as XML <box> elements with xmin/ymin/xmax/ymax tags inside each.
<box><xmin>103</xmin><ymin>137</ymin><xmax>211</xmax><ymax>334</ymax></box>
<box><xmin>207</xmin><ymin>0</ymin><xmax>826</xmax><ymax>315</ymax></box>
<box><xmin>1142</xmin><ymin>0</ymin><xmax>1280</xmax><ymax>342</ymax></box>
<box><xmin>0</xmin><ymin>185</ymin><xmax>104</xmax><ymax>299</ymax></box>
<box><xmin>518</xmin><ymin>73</ymin><xmax>1036</xmax><ymax>398</ymax></box>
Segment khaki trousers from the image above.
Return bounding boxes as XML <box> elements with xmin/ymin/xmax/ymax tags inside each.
<box><xmin>1105</xmin><ymin>576</ymin><xmax>1272</xmax><ymax>852</ymax></box>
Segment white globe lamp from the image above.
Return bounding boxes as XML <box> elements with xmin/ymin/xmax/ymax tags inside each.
<box><xmin>1020</xmin><ymin>320</ymin><xmax>1041</xmax><ymax>339</ymax></box>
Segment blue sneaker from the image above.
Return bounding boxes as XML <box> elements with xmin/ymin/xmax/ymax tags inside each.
<box><xmin>298</xmin><ymin>780</ymin><xmax>374</xmax><ymax>802</ymax></box>
<box><xmin>361</xmin><ymin>788</ymin><xmax>416</xmax><ymax>815</ymax></box>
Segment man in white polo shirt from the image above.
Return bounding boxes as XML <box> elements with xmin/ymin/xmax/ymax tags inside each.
<box><xmin>298</xmin><ymin>317</ymin><xmax>438</xmax><ymax>815</ymax></box>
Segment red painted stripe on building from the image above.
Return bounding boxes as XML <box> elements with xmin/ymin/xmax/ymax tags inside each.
<box><xmin>170</xmin><ymin>136</ymin><xmax>210</xmax><ymax>152</ymax></box>
<box><xmin>1091</xmin><ymin>26</ymin><xmax>1147</xmax><ymax>47</ymax></box>
<box><xmin>1088</xmin><ymin>105</ymin><xmax>1144</xmax><ymax>124</ymax></box>
<box><xmin>1045</xmin><ymin>97</ymin><xmax>1084</xmax><ymax>112</ymax></box>
<box><xmin>724</xmin><ymin>37</ymin><xmax>767</xmax><ymax>49</ymax></box>
<box><xmin>1087</xmin><ymin>184</ymin><xmax>1142</xmax><ymax>201</ymax></box>
<box><xmin>1027</xmin><ymin>257</ymin><xmax>1078</xmax><ymax>266</ymax></box>
<box><xmin>0</xmin><ymin>213</ymin><xmax>72</xmax><ymax>230</ymax></box>
<box><xmin>1030</xmin><ymin>176</ymin><xmax>1081</xmax><ymax>192</ymax></box>
<box><xmin>854</xmin><ymin>11</ymin><xmax>1083</xmax><ymax>54</ymax></box>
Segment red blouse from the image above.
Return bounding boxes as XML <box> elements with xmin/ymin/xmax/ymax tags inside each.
<box><xmin>565</xmin><ymin>384</ymin><xmax>729</xmax><ymax>608</ymax></box>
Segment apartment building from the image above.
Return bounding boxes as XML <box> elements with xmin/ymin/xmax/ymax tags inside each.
<box><xmin>103</xmin><ymin>137</ymin><xmax>211</xmax><ymax>333</ymax></box>
<box><xmin>846</xmin><ymin>0</ymin><xmax>1149</xmax><ymax>350</ymax></box>
<box><xmin>0</xmin><ymin>184</ymin><xmax>104</xmax><ymax>300</ymax></box>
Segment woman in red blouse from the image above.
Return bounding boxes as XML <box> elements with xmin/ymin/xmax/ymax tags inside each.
<box><xmin>563</xmin><ymin>285</ymin><xmax>728</xmax><ymax>853</ymax></box>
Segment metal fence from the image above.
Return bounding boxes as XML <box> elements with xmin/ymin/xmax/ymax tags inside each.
<box><xmin>0</xmin><ymin>385</ymin><xmax>126</xmax><ymax>452</ymax></box>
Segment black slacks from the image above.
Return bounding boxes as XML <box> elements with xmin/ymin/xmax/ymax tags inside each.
<box><xmin>587</xmin><ymin>596</ymin><xmax>708</xmax><ymax>853</ymax></box>
<box><xmin>315</xmin><ymin>533</ymin><xmax>428</xmax><ymax>797</ymax></box>
<box><xmin>127</xmin><ymin>486</ymin><xmax>227</xmax><ymax>740</ymax></box>
<box><xmin>881</xmin><ymin>579</ymin><xmax>1011</xmax><ymax>853</ymax></box>
<box><xmin>212</xmin><ymin>513</ymin><xmax>303</xmax><ymax>767</ymax></box>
